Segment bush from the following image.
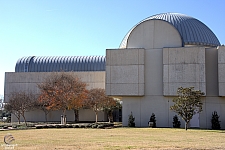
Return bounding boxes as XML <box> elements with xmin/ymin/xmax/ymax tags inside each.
<box><xmin>92</xmin><ymin>124</ymin><xmax>98</xmax><ymax>128</ymax></box>
<box><xmin>211</xmin><ymin>111</ymin><xmax>221</xmax><ymax>130</ymax></box>
<box><xmin>86</xmin><ymin>124</ymin><xmax>92</xmax><ymax>128</ymax></box>
<box><xmin>36</xmin><ymin>125</ymin><xmax>43</xmax><ymax>129</ymax></box>
<box><xmin>97</xmin><ymin>124</ymin><xmax>104</xmax><ymax>129</ymax></box>
<box><xmin>67</xmin><ymin>125</ymin><xmax>73</xmax><ymax>128</ymax></box>
<box><xmin>79</xmin><ymin>124</ymin><xmax>86</xmax><ymax>128</ymax></box>
<box><xmin>172</xmin><ymin>115</ymin><xmax>181</xmax><ymax>128</ymax></box>
<box><xmin>55</xmin><ymin>125</ymin><xmax>62</xmax><ymax>128</ymax></box>
<box><xmin>73</xmin><ymin>125</ymin><xmax>79</xmax><ymax>128</ymax></box>
<box><xmin>47</xmin><ymin>125</ymin><xmax>54</xmax><ymax>128</ymax></box>
<box><xmin>148</xmin><ymin>113</ymin><xmax>156</xmax><ymax>128</ymax></box>
<box><xmin>128</xmin><ymin>112</ymin><xmax>135</xmax><ymax>127</ymax></box>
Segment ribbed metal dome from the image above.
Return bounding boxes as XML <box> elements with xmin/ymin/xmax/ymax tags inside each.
<box><xmin>15</xmin><ymin>56</ymin><xmax>106</xmax><ymax>72</ymax></box>
<box><xmin>120</xmin><ymin>13</ymin><xmax>220</xmax><ymax>48</ymax></box>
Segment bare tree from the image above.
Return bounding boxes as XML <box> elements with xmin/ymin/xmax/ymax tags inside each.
<box><xmin>4</xmin><ymin>91</ymin><xmax>36</xmax><ymax>126</ymax></box>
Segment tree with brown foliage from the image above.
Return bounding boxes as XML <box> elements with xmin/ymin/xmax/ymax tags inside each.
<box><xmin>86</xmin><ymin>88</ymin><xmax>106</xmax><ymax>122</ymax></box>
<box><xmin>103</xmin><ymin>97</ymin><xmax>121</xmax><ymax>122</ymax></box>
<box><xmin>35</xmin><ymin>93</ymin><xmax>52</xmax><ymax>122</ymax></box>
<box><xmin>86</xmin><ymin>88</ymin><xmax>119</xmax><ymax>123</ymax></box>
<box><xmin>4</xmin><ymin>91</ymin><xmax>36</xmax><ymax>126</ymax></box>
<box><xmin>38</xmin><ymin>72</ymin><xmax>87</xmax><ymax>123</ymax></box>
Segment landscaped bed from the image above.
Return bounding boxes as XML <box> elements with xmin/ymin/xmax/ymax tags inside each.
<box><xmin>0</xmin><ymin>127</ymin><xmax>225</xmax><ymax>149</ymax></box>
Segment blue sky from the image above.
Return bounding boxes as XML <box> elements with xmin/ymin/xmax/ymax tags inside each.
<box><xmin>0</xmin><ymin>0</ymin><xmax>225</xmax><ymax>97</ymax></box>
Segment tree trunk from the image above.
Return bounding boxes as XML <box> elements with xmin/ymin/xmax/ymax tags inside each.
<box><xmin>95</xmin><ymin>111</ymin><xmax>98</xmax><ymax>123</ymax></box>
<box><xmin>21</xmin><ymin>113</ymin><xmax>27</xmax><ymax>127</ymax></box>
<box><xmin>18</xmin><ymin>115</ymin><xmax>20</xmax><ymax>124</ymax></box>
<box><xmin>185</xmin><ymin>122</ymin><xmax>188</xmax><ymax>130</ymax></box>
<box><xmin>15</xmin><ymin>113</ymin><xmax>21</xmax><ymax>124</ymax></box>
<box><xmin>108</xmin><ymin>110</ymin><xmax>113</xmax><ymax>123</ymax></box>
<box><xmin>44</xmin><ymin>112</ymin><xmax>48</xmax><ymax>123</ymax></box>
<box><xmin>74</xmin><ymin>109</ymin><xmax>79</xmax><ymax>123</ymax></box>
<box><xmin>15</xmin><ymin>112</ymin><xmax>21</xmax><ymax>124</ymax></box>
<box><xmin>62</xmin><ymin>110</ymin><xmax>66</xmax><ymax>125</ymax></box>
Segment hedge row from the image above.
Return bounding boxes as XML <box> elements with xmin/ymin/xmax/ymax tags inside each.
<box><xmin>35</xmin><ymin>123</ymin><xmax>114</xmax><ymax>129</ymax></box>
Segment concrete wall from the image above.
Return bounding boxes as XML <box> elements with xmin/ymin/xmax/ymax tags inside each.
<box><xmin>163</xmin><ymin>47</ymin><xmax>206</xmax><ymax>96</ymax></box>
<box><xmin>114</xmin><ymin>16</ymin><xmax>225</xmax><ymax>128</ymax></box>
<box><xmin>205</xmin><ymin>47</ymin><xmax>218</xmax><ymax>96</ymax></box>
<box><xmin>5</xmin><ymin>71</ymin><xmax>106</xmax><ymax>122</ymax></box>
<box><xmin>11</xmin><ymin>109</ymin><xmax>107</xmax><ymax>122</ymax></box>
<box><xmin>127</xmin><ymin>20</ymin><xmax>182</xmax><ymax>49</ymax></box>
<box><xmin>5</xmin><ymin>71</ymin><xmax>105</xmax><ymax>102</ymax></box>
<box><xmin>106</xmin><ymin>48</ymin><xmax>144</xmax><ymax>96</ymax></box>
<box><xmin>122</xmin><ymin>95</ymin><xmax>225</xmax><ymax>129</ymax></box>
<box><xmin>218</xmin><ymin>46</ymin><xmax>225</xmax><ymax>96</ymax></box>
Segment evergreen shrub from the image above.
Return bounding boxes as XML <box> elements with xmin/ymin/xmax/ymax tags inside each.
<box><xmin>128</xmin><ymin>112</ymin><xmax>135</xmax><ymax>127</ymax></box>
<box><xmin>211</xmin><ymin>111</ymin><xmax>221</xmax><ymax>130</ymax></box>
<box><xmin>173</xmin><ymin>115</ymin><xmax>181</xmax><ymax>128</ymax></box>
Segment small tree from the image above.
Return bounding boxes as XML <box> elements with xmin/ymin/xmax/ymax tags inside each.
<box><xmin>128</xmin><ymin>112</ymin><xmax>135</xmax><ymax>127</ymax></box>
<box><xmin>103</xmin><ymin>97</ymin><xmax>121</xmax><ymax>123</ymax></box>
<box><xmin>4</xmin><ymin>91</ymin><xmax>36</xmax><ymax>126</ymax></box>
<box><xmin>211</xmin><ymin>111</ymin><xmax>221</xmax><ymax>130</ymax></box>
<box><xmin>173</xmin><ymin>115</ymin><xmax>181</xmax><ymax>128</ymax></box>
<box><xmin>35</xmin><ymin>93</ymin><xmax>52</xmax><ymax>122</ymax></box>
<box><xmin>170</xmin><ymin>87</ymin><xmax>204</xmax><ymax>130</ymax></box>
<box><xmin>148</xmin><ymin>113</ymin><xmax>156</xmax><ymax>128</ymax></box>
<box><xmin>86</xmin><ymin>88</ymin><xmax>107</xmax><ymax>123</ymax></box>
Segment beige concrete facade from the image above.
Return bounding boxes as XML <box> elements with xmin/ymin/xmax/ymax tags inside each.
<box><xmin>163</xmin><ymin>47</ymin><xmax>206</xmax><ymax>96</ymax></box>
<box><xmin>11</xmin><ymin>109</ymin><xmax>107</xmax><ymax>122</ymax></box>
<box><xmin>4</xmin><ymin>13</ymin><xmax>225</xmax><ymax>128</ymax></box>
<box><xmin>5</xmin><ymin>71</ymin><xmax>106</xmax><ymax>122</ymax></box>
<box><xmin>106</xmin><ymin>19</ymin><xmax>225</xmax><ymax>129</ymax></box>
<box><xmin>218</xmin><ymin>46</ymin><xmax>225</xmax><ymax>96</ymax></box>
<box><xmin>106</xmin><ymin>48</ymin><xmax>144</xmax><ymax>96</ymax></box>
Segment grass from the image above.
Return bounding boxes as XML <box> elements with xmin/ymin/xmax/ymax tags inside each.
<box><xmin>0</xmin><ymin>128</ymin><xmax>225</xmax><ymax>149</ymax></box>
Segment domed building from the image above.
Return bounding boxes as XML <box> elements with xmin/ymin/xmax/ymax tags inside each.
<box><xmin>106</xmin><ymin>12</ymin><xmax>225</xmax><ymax>128</ymax></box>
<box><xmin>4</xmin><ymin>12</ymin><xmax>225</xmax><ymax>128</ymax></box>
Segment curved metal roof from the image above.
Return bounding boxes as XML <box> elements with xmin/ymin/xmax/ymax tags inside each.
<box><xmin>15</xmin><ymin>56</ymin><xmax>106</xmax><ymax>72</ymax></box>
<box><xmin>120</xmin><ymin>13</ymin><xmax>220</xmax><ymax>48</ymax></box>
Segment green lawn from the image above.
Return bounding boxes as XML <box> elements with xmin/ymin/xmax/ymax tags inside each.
<box><xmin>0</xmin><ymin>128</ymin><xmax>225</xmax><ymax>150</ymax></box>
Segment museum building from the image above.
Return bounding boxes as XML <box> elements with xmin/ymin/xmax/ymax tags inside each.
<box><xmin>4</xmin><ymin>13</ymin><xmax>225</xmax><ymax>128</ymax></box>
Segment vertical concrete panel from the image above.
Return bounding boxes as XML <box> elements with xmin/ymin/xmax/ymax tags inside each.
<box><xmin>218</xmin><ymin>46</ymin><xmax>225</xmax><ymax>96</ymax></box>
<box><xmin>206</xmin><ymin>48</ymin><xmax>218</xmax><ymax>96</ymax></box>
<box><xmin>145</xmin><ymin>49</ymin><xmax>163</xmax><ymax>95</ymax></box>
